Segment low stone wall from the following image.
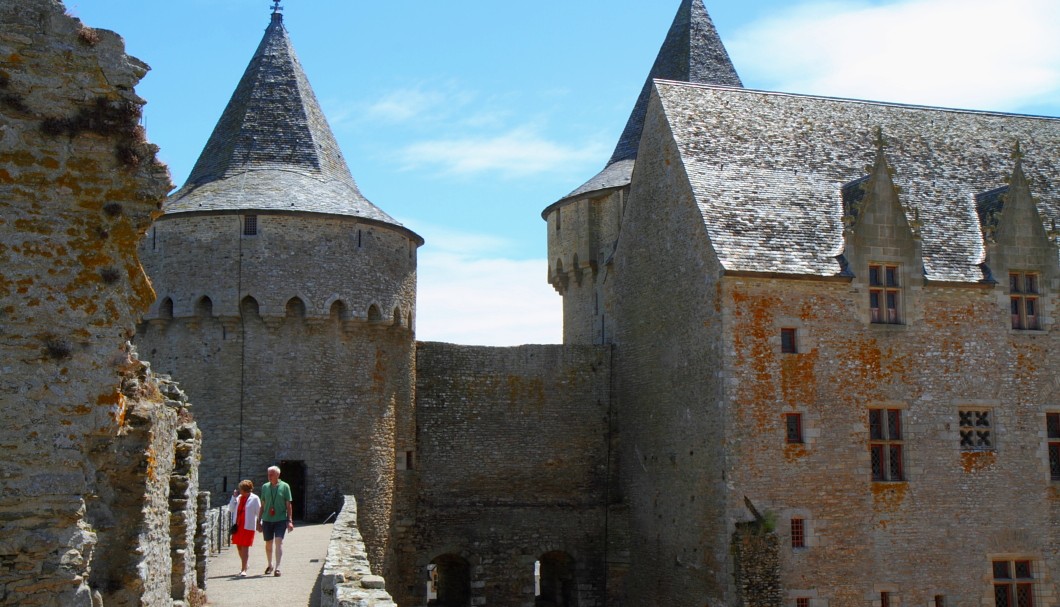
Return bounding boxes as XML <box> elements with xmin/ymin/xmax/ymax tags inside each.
<box><xmin>321</xmin><ymin>496</ymin><xmax>395</xmax><ymax>607</ymax></box>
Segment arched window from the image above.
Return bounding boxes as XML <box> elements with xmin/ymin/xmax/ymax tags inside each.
<box><xmin>330</xmin><ymin>300</ymin><xmax>348</xmax><ymax>321</ymax></box>
<box><xmin>393</xmin><ymin>307</ymin><xmax>402</xmax><ymax>326</ymax></box>
<box><xmin>159</xmin><ymin>297</ymin><xmax>174</xmax><ymax>320</ymax></box>
<box><xmin>286</xmin><ymin>297</ymin><xmax>306</xmax><ymax>318</ymax></box>
<box><xmin>240</xmin><ymin>296</ymin><xmax>260</xmax><ymax>319</ymax></box>
<box><xmin>428</xmin><ymin>554</ymin><xmax>470</xmax><ymax>606</ymax></box>
<box><xmin>196</xmin><ymin>296</ymin><xmax>213</xmax><ymax>318</ymax></box>
<box><xmin>367</xmin><ymin>304</ymin><xmax>382</xmax><ymax>323</ymax></box>
<box><xmin>537</xmin><ymin>551</ymin><xmax>577</xmax><ymax>607</ymax></box>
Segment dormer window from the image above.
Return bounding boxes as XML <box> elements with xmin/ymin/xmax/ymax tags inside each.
<box><xmin>869</xmin><ymin>264</ymin><xmax>901</xmax><ymax>324</ymax></box>
<box><xmin>1009</xmin><ymin>272</ymin><xmax>1040</xmax><ymax>330</ymax></box>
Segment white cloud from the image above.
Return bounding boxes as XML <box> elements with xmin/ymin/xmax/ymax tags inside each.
<box><xmin>729</xmin><ymin>0</ymin><xmax>1060</xmax><ymax>112</ymax></box>
<box><xmin>399</xmin><ymin>126</ymin><xmax>607</xmax><ymax>177</ymax></box>
<box><xmin>415</xmin><ymin>249</ymin><xmax>561</xmax><ymax>346</ymax></box>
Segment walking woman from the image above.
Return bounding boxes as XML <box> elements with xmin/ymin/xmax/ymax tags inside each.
<box><xmin>228</xmin><ymin>479</ymin><xmax>261</xmax><ymax>577</ymax></box>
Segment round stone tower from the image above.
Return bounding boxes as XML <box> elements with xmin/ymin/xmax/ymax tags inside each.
<box><xmin>542</xmin><ymin>0</ymin><xmax>742</xmax><ymax>345</ymax></box>
<box><xmin>135</xmin><ymin>10</ymin><xmax>421</xmax><ymax>571</ymax></box>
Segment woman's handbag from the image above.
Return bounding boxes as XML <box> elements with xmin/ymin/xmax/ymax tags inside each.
<box><xmin>230</xmin><ymin>522</ymin><xmax>238</xmax><ymax>536</ymax></box>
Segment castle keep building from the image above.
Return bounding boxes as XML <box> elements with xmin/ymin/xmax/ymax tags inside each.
<box><xmin>134</xmin><ymin>1</ymin><xmax>1060</xmax><ymax>606</ymax></box>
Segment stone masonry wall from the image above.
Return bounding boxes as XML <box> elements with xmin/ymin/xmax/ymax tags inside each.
<box><xmin>0</xmin><ymin>1</ymin><xmax>202</xmax><ymax>604</ymax></box>
<box><xmin>611</xmin><ymin>92</ymin><xmax>732</xmax><ymax>607</ymax></box>
<box><xmin>135</xmin><ymin>214</ymin><xmax>419</xmax><ymax>573</ymax></box>
<box><xmin>321</xmin><ymin>495</ymin><xmax>395</xmax><ymax>607</ymax></box>
<box><xmin>722</xmin><ymin>273</ymin><xmax>1060</xmax><ymax>607</ymax></box>
<box><xmin>395</xmin><ymin>343</ymin><xmax>612</xmax><ymax>607</ymax></box>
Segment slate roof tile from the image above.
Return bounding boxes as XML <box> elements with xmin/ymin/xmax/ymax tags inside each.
<box><xmin>165</xmin><ymin>13</ymin><xmax>405</xmax><ymax>231</ymax></box>
<box><xmin>655</xmin><ymin>82</ymin><xmax>1060</xmax><ymax>282</ymax></box>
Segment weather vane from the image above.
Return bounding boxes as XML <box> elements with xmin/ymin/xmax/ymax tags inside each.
<box><xmin>271</xmin><ymin>0</ymin><xmax>283</xmax><ymax>14</ymax></box>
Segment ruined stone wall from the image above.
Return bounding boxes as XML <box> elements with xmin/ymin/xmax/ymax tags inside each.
<box><xmin>0</xmin><ymin>1</ymin><xmax>202</xmax><ymax>605</ymax></box>
<box><xmin>395</xmin><ymin>343</ymin><xmax>612</xmax><ymax>607</ymax></box>
<box><xmin>722</xmin><ymin>274</ymin><xmax>1060</xmax><ymax>607</ymax></box>
<box><xmin>135</xmin><ymin>213</ymin><xmax>418</xmax><ymax>573</ymax></box>
<box><xmin>610</xmin><ymin>92</ymin><xmax>732</xmax><ymax>607</ymax></box>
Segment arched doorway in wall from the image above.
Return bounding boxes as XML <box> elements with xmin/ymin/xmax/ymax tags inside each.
<box><xmin>427</xmin><ymin>554</ymin><xmax>471</xmax><ymax>607</ymax></box>
<box><xmin>536</xmin><ymin>551</ymin><xmax>577</xmax><ymax>607</ymax></box>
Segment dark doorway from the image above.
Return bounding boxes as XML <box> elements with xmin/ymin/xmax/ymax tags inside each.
<box><xmin>537</xmin><ymin>551</ymin><xmax>577</xmax><ymax>606</ymax></box>
<box><xmin>428</xmin><ymin>554</ymin><xmax>471</xmax><ymax>606</ymax></box>
<box><xmin>279</xmin><ymin>460</ymin><xmax>306</xmax><ymax>520</ymax></box>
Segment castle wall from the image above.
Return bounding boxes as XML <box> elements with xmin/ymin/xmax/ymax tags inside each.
<box><xmin>0</xmin><ymin>1</ymin><xmax>202</xmax><ymax>604</ymax></box>
<box><xmin>610</xmin><ymin>92</ymin><xmax>732</xmax><ymax>607</ymax></box>
<box><xmin>396</xmin><ymin>342</ymin><xmax>612</xmax><ymax>607</ymax></box>
<box><xmin>722</xmin><ymin>272</ymin><xmax>1060</xmax><ymax>607</ymax></box>
<box><xmin>135</xmin><ymin>213</ymin><xmax>417</xmax><ymax>573</ymax></box>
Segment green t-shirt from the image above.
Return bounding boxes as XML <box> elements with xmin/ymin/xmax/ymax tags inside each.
<box><xmin>260</xmin><ymin>480</ymin><xmax>293</xmax><ymax>522</ymax></box>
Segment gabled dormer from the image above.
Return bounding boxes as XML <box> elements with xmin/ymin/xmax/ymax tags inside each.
<box><xmin>978</xmin><ymin>142</ymin><xmax>1059</xmax><ymax>331</ymax></box>
<box><xmin>839</xmin><ymin>129</ymin><xmax>925</xmax><ymax>326</ymax></box>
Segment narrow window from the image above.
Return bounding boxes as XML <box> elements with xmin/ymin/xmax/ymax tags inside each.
<box><xmin>959</xmin><ymin>409</ymin><xmax>993</xmax><ymax>451</ymax></box>
<box><xmin>880</xmin><ymin>592</ymin><xmax>891</xmax><ymax>607</ymax></box>
<box><xmin>790</xmin><ymin>517</ymin><xmax>805</xmax><ymax>548</ymax></box>
<box><xmin>358</xmin><ymin>229</ymin><xmax>362</xmax><ymax>249</ymax></box>
<box><xmin>797</xmin><ymin>598</ymin><xmax>810</xmax><ymax>607</ymax></box>
<box><xmin>1010</xmin><ymin>272</ymin><xmax>1041</xmax><ymax>330</ymax></box>
<box><xmin>869</xmin><ymin>408</ymin><xmax>904</xmax><ymax>481</ymax></box>
<box><xmin>869</xmin><ymin>264</ymin><xmax>901</xmax><ymax>324</ymax></box>
<box><xmin>785</xmin><ymin>413</ymin><xmax>803</xmax><ymax>444</ymax></box>
<box><xmin>556</xmin><ymin>207</ymin><xmax>562</xmax><ymax>232</ymax></box>
<box><xmin>994</xmin><ymin>559</ymin><xmax>1036</xmax><ymax>607</ymax></box>
<box><xmin>243</xmin><ymin>214</ymin><xmax>257</xmax><ymax>236</ymax></box>
<box><xmin>1047</xmin><ymin>413</ymin><xmax>1060</xmax><ymax>481</ymax></box>
<box><xmin>781</xmin><ymin>328</ymin><xmax>798</xmax><ymax>354</ymax></box>
<box><xmin>934</xmin><ymin>595</ymin><xmax>946</xmax><ymax>607</ymax></box>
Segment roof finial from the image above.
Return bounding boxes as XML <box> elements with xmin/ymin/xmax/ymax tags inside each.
<box><xmin>271</xmin><ymin>0</ymin><xmax>283</xmax><ymax>15</ymax></box>
<box><xmin>874</xmin><ymin>126</ymin><xmax>887</xmax><ymax>152</ymax></box>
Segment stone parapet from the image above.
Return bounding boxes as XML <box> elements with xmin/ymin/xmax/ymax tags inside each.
<box><xmin>320</xmin><ymin>495</ymin><xmax>396</xmax><ymax>607</ymax></box>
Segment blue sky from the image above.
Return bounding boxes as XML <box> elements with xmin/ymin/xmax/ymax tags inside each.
<box><xmin>70</xmin><ymin>0</ymin><xmax>1060</xmax><ymax>345</ymax></box>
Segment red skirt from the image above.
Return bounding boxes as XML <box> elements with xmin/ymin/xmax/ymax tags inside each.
<box><xmin>232</xmin><ymin>496</ymin><xmax>256</xmax><ymax>547</ymax></box>
<box><xmin>233</xmin><ymin>525</ymin><xmax>255</xmax><ymax>547</ymax></box>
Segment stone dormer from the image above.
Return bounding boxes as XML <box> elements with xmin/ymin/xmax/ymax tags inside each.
<box><xmin>839</xmin><ymin>129</ymin><xmax>924</xmax><ymax>326</ymax></box>
<box><xmin>979</xmin><ymin>143</ymin><xmax>1059</xmax><ymax>330</ymax></box>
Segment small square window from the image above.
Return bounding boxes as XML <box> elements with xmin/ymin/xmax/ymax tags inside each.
<box><xmin>959</xmin><ymin>409</ymin><xmax>993</xmax><ymax>451</ymax></box>
<box><xmin>785</xmin><ymin>413</ymin><xmax>803</xmax><ymax>444</ymax></box>
<box><xmin>934</xmin><ymin>595</ymin><xmax>946</xmax><ymax>607</ymax></box>
<box><xmin>781</xmin><ymin>328</ymin><xmax>798</xmax><ymax>354</ymax></box>
<box><xmin>243</xmin><ymin>214</ymin><xmax>258</xmax><ymax>236</ymax></box>
<box><xmin>796</xmin><ymin>598</ymin><xmax>810</xmax><ymax>607</ymax></box>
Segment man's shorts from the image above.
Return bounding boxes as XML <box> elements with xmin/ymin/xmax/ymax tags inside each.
<box><xmin>261</xmin><ymin>520</ymin><xmax>288</xmax><ymax>541</ymax></box>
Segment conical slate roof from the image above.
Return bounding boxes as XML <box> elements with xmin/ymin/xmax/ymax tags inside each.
<box><xmin>554</xmin><ymin>0</ymin><xmax>742</xmax><ymax>205</ymax></box>
<box><xmin>165</xmin><ymin>13</ymin><xmax>402</xmax><ymax>229</ymax></box>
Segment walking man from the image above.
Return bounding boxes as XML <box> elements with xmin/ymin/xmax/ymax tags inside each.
<box><xmin>256</xmin><ymin>465</ymin><xmax>294</xmax><ymax>576</ymax></box>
